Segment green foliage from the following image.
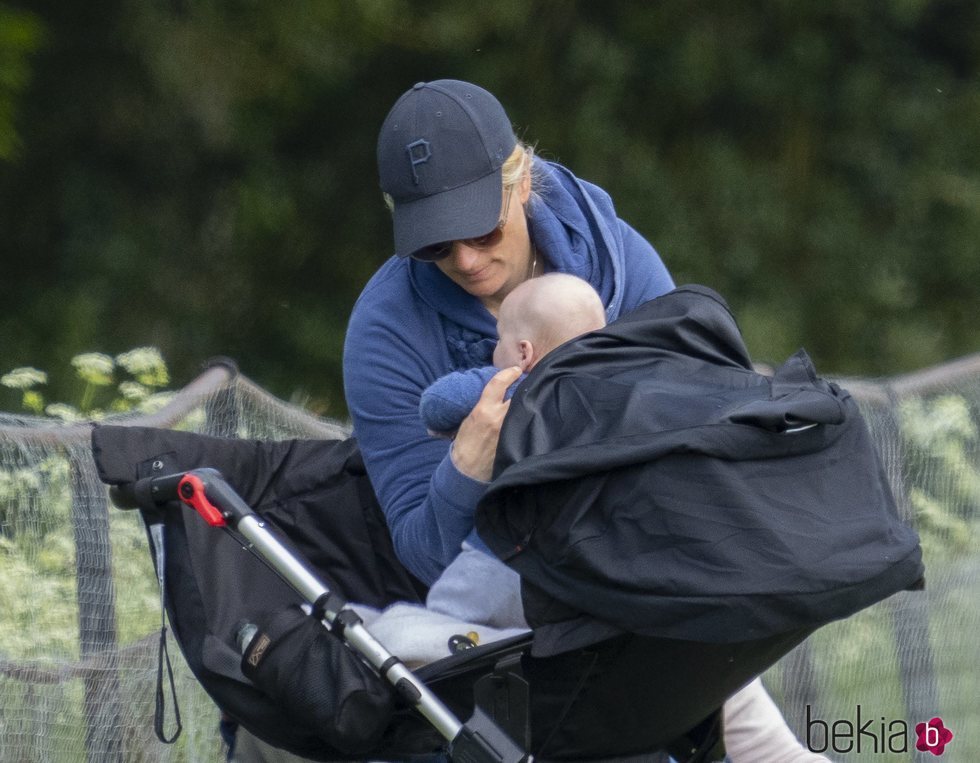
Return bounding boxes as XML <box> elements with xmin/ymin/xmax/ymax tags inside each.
<box><xmin>898</xmin><ymin>394</ymin><xmax>980</xmax><ymax>558</ymax></box>
<box><xmin>0</xmin><ymin>2</ymin><xmax>978</xmax><ymax>413</ymax></box>
<box><xmin>0</xmin><ymin>431</ymin><xmax>157</xmax><ymax>663</ymax></box>
<box><xmin>0</xmin><ymin>4</ymin><xmax>44</xmax><ymax>159</ymax></box>
<box><xmin>0</xmin><ymin>465</ymin><xmax>160</xmax><ymax>661</ymax></box>
<box><xmin>0</xmin><ymin>349</ymin><xmax>171</xmax><ymax>664</ymax></box>
<box><xmin>0</xmin><ymin>348</ymin><xmax>197</xmax><ymax>763</ymax></box>
<box><xmin>0</xmin><ymin>346</ymin><xmax>171</xmax><ymax>572</ymax></box>
<box><xmin>0</xmin><ymin>453</ymin><xmax>67</xmax><ymax>541</ymax></box>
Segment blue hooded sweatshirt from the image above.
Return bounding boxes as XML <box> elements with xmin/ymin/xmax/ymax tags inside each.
<box><xmin>343</xmin><ymin>160</ymin><xmax>674</xmax><ymax>585</ymax></box>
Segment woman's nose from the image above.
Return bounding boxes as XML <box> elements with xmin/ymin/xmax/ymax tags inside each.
<box><xmin>451</xmin><ymin>244</ymin><xmax>485</xmax><ymax>272</ymax></box>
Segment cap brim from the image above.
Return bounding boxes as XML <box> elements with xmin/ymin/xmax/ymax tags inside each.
<box><xmin>391</xmin><ymin>169</ymin><xmax>504</xmax><ymax>258</ymax></box>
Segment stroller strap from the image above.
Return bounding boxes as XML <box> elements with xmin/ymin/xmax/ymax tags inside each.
<box><xmin>148</xmin><ymin>522</ymin><xmax>183</xmax><ymax>744</ymax></box>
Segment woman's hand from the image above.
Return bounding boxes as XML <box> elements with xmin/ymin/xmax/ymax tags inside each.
<box><xmin>450</xmin><ymin>366</ymin><xmax>522</xmax><ymax>482</ymax></box>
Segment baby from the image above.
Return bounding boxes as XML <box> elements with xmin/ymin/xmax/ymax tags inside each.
<box><xmin>419</xmin><ymin>273</ymin><xmax>607</xmax><ymax>436</ymax></box>
<box><xmin>420</xmin><ymin>273</ymin><xmax>606</xmax><ymax>629</ymax></box>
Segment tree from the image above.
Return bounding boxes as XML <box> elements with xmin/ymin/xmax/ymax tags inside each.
<box><xmin>2</xmin><ymin>1</ymin><xmax>978</xmax><ymax>416</ymax></box>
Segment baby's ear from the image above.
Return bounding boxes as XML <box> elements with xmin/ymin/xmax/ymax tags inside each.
<box><xmin>518</xmin><ymin>340</ymin><xmax>535</xmax><ymax>372</ymax></box>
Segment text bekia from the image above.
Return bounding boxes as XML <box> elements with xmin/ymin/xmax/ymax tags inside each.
<box><xmin>806</xmin><ymin>705</ymin><xmax>908</xmax><ymax>755</ymax></box>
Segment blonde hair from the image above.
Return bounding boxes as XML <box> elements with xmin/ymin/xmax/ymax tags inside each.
<box><xmin>502</xmin><ymin>141</ymin><xmax>533</xmax><ymax>189</ymax></box>
<box><xmin>383</xmin><ymin>140</ymin><xmax>539</xmax><ymax>213</ymax></box>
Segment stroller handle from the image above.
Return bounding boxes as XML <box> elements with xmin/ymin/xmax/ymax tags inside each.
<box><xmin>125</xmin><ymin>468</ymin><xmax>531</xmax><ymax>763</ymax></box>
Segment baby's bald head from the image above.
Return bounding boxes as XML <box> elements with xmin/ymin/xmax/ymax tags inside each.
<box><xmin>493</xmin><ymin>274</ymin><xmax>607</xmax><ymax>371</ymax></box>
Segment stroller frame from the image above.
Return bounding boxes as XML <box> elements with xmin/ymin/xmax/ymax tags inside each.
<box><xmin>119</xmin><ymin>466</ymin><xmax>529</xmax><ymax>763</ymax></box>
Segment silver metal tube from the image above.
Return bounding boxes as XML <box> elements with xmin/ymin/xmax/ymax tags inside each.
<box><xmin>345</xmin><ymin>622</ymin><xmax>464</xmax><ymax>741</ymax></box>
<box><xmin>234</xmin><ymin>514</ymin><xmax>465</xmax><ymax>742</ymax></box>
<box><xmin>237</xmin><ymin>516</ymin><xmax>328</xmax><ymax>602</ymax></box>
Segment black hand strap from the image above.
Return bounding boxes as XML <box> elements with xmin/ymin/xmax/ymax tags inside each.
<box><xmin>149</xmin><ymin>523</ymin><xmax>182</xmax><ymax>744</ymax></box>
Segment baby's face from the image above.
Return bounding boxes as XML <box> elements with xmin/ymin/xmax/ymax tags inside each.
<box><xmin>493</xmin><ymin>316</ymin><xmax>524</xmax><ymax>369</ymax></box>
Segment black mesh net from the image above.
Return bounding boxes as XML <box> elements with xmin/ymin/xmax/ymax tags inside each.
<box><xmin>0</xmin><ymin>358</ymin><xmax>977</xmax><ymax>761</ymax></box>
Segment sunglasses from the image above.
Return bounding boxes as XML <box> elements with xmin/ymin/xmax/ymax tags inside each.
<box><xmin>411</xmin><ymin>185</ymin><xmax>516</xmax><ymax>262</ymax></box>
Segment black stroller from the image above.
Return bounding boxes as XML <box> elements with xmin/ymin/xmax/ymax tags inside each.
<box><xmin>91</xmin><ymin>286</ymin><xmax>924</xmax><ymax>762</ymax></box>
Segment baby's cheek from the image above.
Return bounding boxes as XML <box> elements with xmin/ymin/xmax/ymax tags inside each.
<box><xmin>492</xmin><ymin>342</ymin><xmax>504</xmax><ymax>368</ymax></box>
<box><xmin>493</xmin><ymin>342</ymin><xmax>520</xmax><ymax>369</ymax></box>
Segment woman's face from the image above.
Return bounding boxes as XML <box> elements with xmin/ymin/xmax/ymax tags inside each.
<box><xmin>434</xmin><ymin>173</ymin><xmax>533</xmax><ymax>315</ymax></box>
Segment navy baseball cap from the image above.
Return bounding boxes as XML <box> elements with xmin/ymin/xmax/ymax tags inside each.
<box><xmin>377</xmin><ymin>80</ymin><xmax>518</xmax><ymax>258</ymax></box>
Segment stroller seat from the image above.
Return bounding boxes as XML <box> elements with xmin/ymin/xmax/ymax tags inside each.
<box><xmin>91</xmin><ymin>425</ymin><xmax>739</xmax><ymax>761</ymax></box>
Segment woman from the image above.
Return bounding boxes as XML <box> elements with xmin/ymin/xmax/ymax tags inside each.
<box><xmin>343</xmin><ymin>79</ymin><xmax>673</xmax><ymax>586</ymax></box>
<box><xmin>343</xmin><ymin>79</ymin><xmax>827</xmax><ymax>763</ymax></box>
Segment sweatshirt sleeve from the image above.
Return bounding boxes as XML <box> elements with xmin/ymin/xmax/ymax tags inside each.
<box><xmin>419</xmin><ymin>367</ymin><xmax>499</xmax><ymax>434</ymax></box>
<box><xmin>618</xmin><ymin>219</ymin><xmax>676</xmax><ymax>312</ymax></box>
<box><xmin>343</xmin><ymin>279</ymin><xmax>491</xmax><ymax>586</ymax></box>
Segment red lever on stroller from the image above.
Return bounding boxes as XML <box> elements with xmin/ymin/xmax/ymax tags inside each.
<box><xmin>176</xmin><ymin>473</ymin><xmax>226</xmax><ymax>526</ymax></box>
<box><xmin>123</xmin><ymin>468</ymin><xmax>531</xmax><ymax>763</ymax></box>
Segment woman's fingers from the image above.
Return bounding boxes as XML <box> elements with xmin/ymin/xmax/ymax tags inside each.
<box><xmin>450</xmin><ymin>366</ymin><xmax>522</xmax><ymax>482</ymax></box>
<box><xmin>480</xmin><ymin>366</ymin><xmax>523</xmax><ymax>402</ymax></box>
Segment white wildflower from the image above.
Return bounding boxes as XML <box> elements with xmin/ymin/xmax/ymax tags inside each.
<box><xmin>116</xmin><ymin>347</ymin><xmax>169</xmax><ymax>387</ymax></box>
<box><xmin>1</xmin><ymin>367</ymin><xmax>47</xmax><ymax>390</ymax></box>
<box><xmin>118</xmin><ymin>381</ymin><xmax>149</xmax><ymax>401</ymax></box>
<box><xmin>71</xmin><ymin>353</ymin><xmax>115</xmax><ymax>386</ymax></box>
<box><xmin>44</xmin><ymin>403</ymin><xmax>83</xmax><ymax>423</ymax></box>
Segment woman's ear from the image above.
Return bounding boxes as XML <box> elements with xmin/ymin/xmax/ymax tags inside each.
<box><xmin>519</xmin><ymin>160</ymin><xmax>532</xmax><ymax>205</ymax></box>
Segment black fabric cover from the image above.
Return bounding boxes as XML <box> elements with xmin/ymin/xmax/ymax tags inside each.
<box><xmin>91</xmin><ymin>426</ymin><xmax>440</xmax><ymax>760</ymax></box>
<box><xmin>477</xmin><ymin>285</ymin><xmax>924</xmax><ymax>648</ymax></box>
<box><xmin>92</xmin><ymin>427</ymin><xmax>424</xmax><ymax>610</ymax></box>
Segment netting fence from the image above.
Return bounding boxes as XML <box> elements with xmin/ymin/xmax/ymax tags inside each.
<box><xmin>0</xmin><ymin>356</ymin><xmax>977</xmax><ymax>762</ymax></box>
